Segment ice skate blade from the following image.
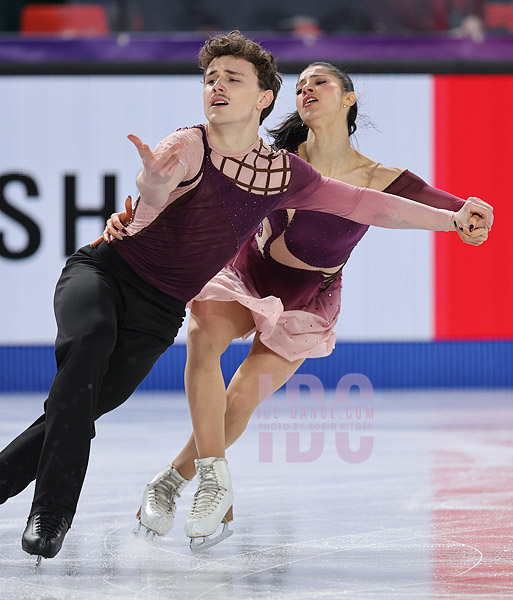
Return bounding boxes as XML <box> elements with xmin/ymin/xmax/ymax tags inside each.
<box><xmin>132</xmin><ymin>508</ymin><xmax>142</xmax><ymax>536</ymax></box>
<box><xmin>144</xmin><ymin>526</ymin><xmax>158</xmax><ymax>540</ymax></box>
<box><xmin>133</xmin><ymin>519</ymin><xmax>160</xmax><ymax>540</ymax></box>
<box><xmin>189</xmin><ymin>522</ymin><xmax>233</xmax><ymax>552</ymax></box>
<box><xmin>35</xmin><ymin>555</ymin><xmax>42</xmax><ymax>568</ymax></box>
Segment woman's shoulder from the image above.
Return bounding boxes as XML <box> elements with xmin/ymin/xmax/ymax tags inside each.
<box><xmin>371</xmin><ymin>165</ymin><xmax>406</xmax><ymax>191</ymax></box>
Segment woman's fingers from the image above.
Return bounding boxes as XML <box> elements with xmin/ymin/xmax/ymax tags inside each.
<box><xmin>122</xmin><ymin>195</ymin><xmax>133</xmax><ymax>223</ymax></box>
<box><xmin>455</xmin><ymin>222</ymin><xmax>489</xmax><ymax>246</ymax></box>
<box><xmin>91</xmin><ymin>195</ymin><xmax>134</xmax><ymax>247</ymax></box>
<box><xmin>454</xmin><ymin>199</ymin><xmax>493</xmax><ymax>232</ymax></box>
<box><xmin>466</xmin><ymin>197</ymin><xmax>494</xmax><ymax>229</ymax></box>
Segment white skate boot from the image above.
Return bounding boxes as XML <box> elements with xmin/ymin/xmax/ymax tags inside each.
<box><xmin>185</xmin><ymin>457</ymin><xmax>234</xmax><ymax>551</ymax></box>
<box><xmin>136</xmin><ymin>464</ymin><xmax>190</xmax><ymax>538</ymax></box>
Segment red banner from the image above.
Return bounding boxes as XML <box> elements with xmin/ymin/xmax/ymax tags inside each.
<box><xmin>434</xmin><ymin>74</ymin><xmax>513</xmax><ymax>339</ymax></box>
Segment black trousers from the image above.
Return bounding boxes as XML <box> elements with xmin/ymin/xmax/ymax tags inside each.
<box><xmin>0</xmin><ymin>243</ymin><xmax>185</xmax><ymax>524</ymax></box>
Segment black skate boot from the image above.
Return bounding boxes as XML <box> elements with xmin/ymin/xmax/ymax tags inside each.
<box><xmin>22</xmin><ymin>512</ymin><xmax>70</xmax><ymax>565</ymax></box>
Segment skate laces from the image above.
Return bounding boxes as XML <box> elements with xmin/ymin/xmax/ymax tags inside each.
<box><xmin>190</xmin><ymin>463</ymin><xmax>225</xmax><ymax>517</ymax></box>
<box><xmin>147</xmin><ymin>469</ymin><xmax>184</xmax><ymax>517</ymax></box>
<box><xmin>33</xmin><ymin>513</ymin><xmax>67</xmax><ymax>537</ymax></box>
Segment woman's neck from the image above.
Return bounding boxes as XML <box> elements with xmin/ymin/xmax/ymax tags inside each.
<box><xmin>302</xmin><ymin>123</ymin><xmax>368</xmax><ymax>179</ymax></box>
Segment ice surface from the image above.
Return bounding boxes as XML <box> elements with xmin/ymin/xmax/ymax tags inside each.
<box><xmin>1</xmin><ymin>389</ymin><xmax>512</xmax><ymax>599</ymax></box>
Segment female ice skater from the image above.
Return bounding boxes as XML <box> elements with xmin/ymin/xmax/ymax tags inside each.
<box><xmin>103</xmin><ymin>62</ymin><xmax>491</xmax><ymax>550</ymax></box>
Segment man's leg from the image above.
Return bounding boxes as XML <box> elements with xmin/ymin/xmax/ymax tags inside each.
<box><xmin>0</xmin><ymin>252</ymin><xmax>120</xmax><ymax>508</ymax></box>
<box><xmin>27</xmin><ymin>256</ymin><xmax>120</xmax><ymax>524</ymax></box>
<box><xmin>0</xmin><ymin>415</ymin><xmax>45</xmax><ymax>504</ymax></box>
<box><xmin>0</xmin><ymin>301</ymin><xmax>184</xmax><ymax>513</ymax></box>
<box><xmin>0</xmin><ymin>299</ymin><xmax>182</xmax><ymax>507</ymax></box>
<box><xmin>5</xmin><ymin>246</ymin><xmax>184</xmax><ymax>558</ymax></box>
<box><xmin>18</xmin><ymin>254</ymin><xmax>121</xmax><ymax>559</ymax></box>
<box><xmin>29</xmin><ymin>258</ymin><xmax>185</xmax><ymax>524</ymax></box>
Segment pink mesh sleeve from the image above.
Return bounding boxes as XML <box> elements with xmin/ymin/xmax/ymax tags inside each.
<box><xmin>136</xmin><ymin>128</ymin><xmax>204</xmax><ymax>208</ymax></box>
<box><xmin>282</xmin><ymin>176</ymin><xmax>454</xmax><ymax>231</ymax></box>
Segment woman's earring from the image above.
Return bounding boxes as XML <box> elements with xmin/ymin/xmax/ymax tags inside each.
<box><xmin>343</xmin><ymin>104</ymin><xmax>347</xmax><ymax>108</ymax></box>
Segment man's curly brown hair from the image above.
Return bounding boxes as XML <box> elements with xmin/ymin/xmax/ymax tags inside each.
<box><xmin>198</xmin><ymin>30</ymin><xmax>282</xmax><ymax>124</ymax></box>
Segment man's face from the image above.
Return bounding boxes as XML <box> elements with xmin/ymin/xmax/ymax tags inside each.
<box><xmin>203</xmin><ymin>55</ymin><xmax>270</xmax><ymax>128</ymax></box>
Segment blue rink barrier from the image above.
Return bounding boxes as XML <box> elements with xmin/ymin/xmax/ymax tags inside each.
<box><xmin>0</xmin><ymin>340</ymin><xmax>512</xmax><ymax>392</ymax></box>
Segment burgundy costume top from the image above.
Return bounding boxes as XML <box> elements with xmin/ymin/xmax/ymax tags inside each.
<box><xmin>112</xmin><ymin>126</ymin><xmax>316</xmax><ymax>301</ymax></box>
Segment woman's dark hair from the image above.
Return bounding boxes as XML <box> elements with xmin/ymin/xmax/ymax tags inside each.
<box><xmin>198</xmin><ymin>30</ymin><xmax>282</xmax><ymax>124</ymax></box>
<box><xmin>268</xmin><ymin>62</ymin><xmax>358</xmax><ymax>152</ymax></box>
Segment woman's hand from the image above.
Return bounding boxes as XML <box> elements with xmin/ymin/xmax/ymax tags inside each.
<box><xmin>453</xmin><ymin>197</ymin><xmax>493</xmax><ymax>246</ymax></box>
<box><xmin>91</xmin><ymin>195</ymin><xmax>133</xmax><ymax>247</ymax></box>
<box><xmin>455</xmin><ymin>213</ymin><xmax>488</xmax><ymax>246</ymax></box>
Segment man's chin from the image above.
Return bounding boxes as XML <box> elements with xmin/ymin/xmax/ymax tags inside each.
<box><xmin>207</xmin><ymin>111</ymin><xmax>231</xmax><ymax>122</ymax></box>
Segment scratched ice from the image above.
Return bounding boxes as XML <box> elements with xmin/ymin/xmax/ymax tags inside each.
<box><xmin>1</xmin><ymin>389</ymin><xmax>512</xmax><ymax>600</ymax></box>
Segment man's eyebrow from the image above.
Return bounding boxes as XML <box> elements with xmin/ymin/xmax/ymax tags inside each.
<box><xmin>226</xmin><ymin>69</ymin><xmax>245</xmax><ymax>76</ymax></box>
<box><xmin>296</xmin><ymin>73</ymin><xmax>329</xmax><ymax>87</ymax></box>
<box><xmin>205</xmin><ymin>68</ymin><xmax>246</xmax><ymax>78</ymax></box>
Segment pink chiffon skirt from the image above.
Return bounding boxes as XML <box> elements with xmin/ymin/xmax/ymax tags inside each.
<box><xmin>189</xmin><ymin>265</ymin><xmax>342</xmax><ymax>362</ymax></box>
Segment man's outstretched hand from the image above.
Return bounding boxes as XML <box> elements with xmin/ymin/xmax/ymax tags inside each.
<box><xmin>128</xmin><ymin>133</ymin><xmax>184</xmax><ymax>186</ymax></box>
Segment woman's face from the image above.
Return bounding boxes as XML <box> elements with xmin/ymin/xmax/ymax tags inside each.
<box><xmin>295</xmin><ymin>65</ymin><xmax>346</xmax><ymax>125</ymax></box>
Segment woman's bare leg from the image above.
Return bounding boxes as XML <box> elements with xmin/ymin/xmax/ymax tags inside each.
<box><xmin>224</xmin><ymin>334</ymin><xmax>304</xmax><ymax>448</ymax></box>
<box><xmin>172</xmin><ymin>434</ymin><xmax>198</xmax><ymax>480</ymax></box>
<box><xmin>173</xmin><ymin>332</ymin><xmax>303</xmax><ymax>478</ymax></box>
<box><xmin>183</xmin><ymin>300</ymin><xmax>255</xmax><ymax>465</ymax></box>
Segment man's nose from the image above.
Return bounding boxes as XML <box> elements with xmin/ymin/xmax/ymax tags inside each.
<box><xmin>213</xmin><ymin>77</ymin><xmax>226</xmax><ymax>92</ymax></box>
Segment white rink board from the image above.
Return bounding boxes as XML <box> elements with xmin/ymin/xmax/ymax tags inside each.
<box><xmin>0</xmin><ymin>74</ymin><xmax>432</xmax><ymax>344</ymax></box>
